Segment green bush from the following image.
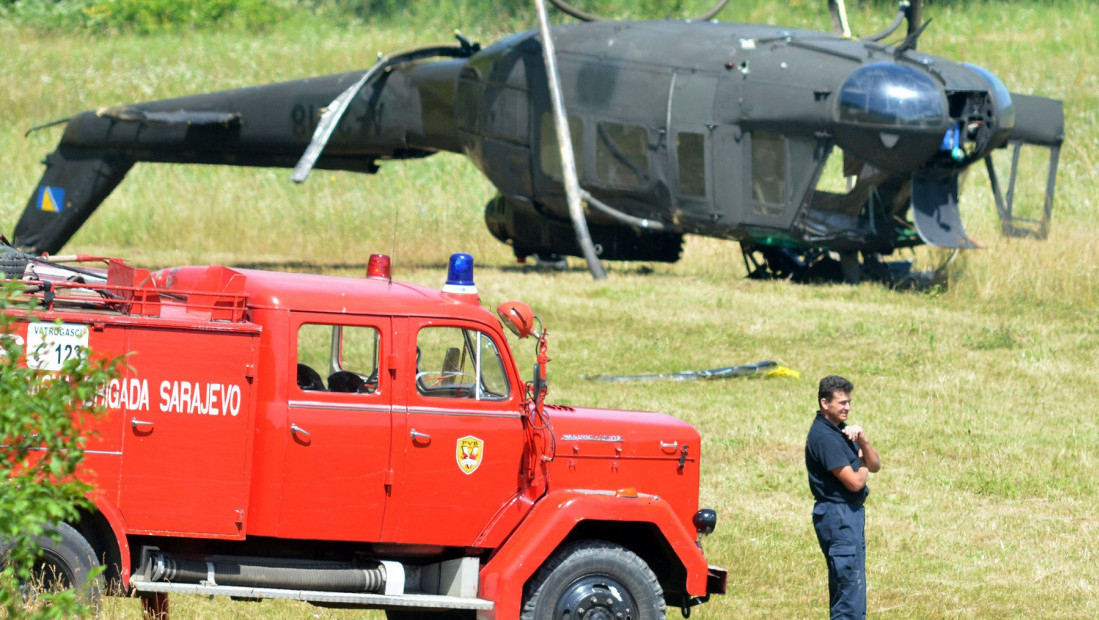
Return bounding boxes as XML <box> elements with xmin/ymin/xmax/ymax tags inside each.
<box><xmin>0</xmin><ymin>280</ymin><xmax>119</xmax><ymax>617</ymax></box>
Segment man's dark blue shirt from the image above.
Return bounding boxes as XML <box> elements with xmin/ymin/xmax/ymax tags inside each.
<box><xmin>805</xmin><ymin>412</ymin><xmax>868</xmax><ymax>504</ymax></box>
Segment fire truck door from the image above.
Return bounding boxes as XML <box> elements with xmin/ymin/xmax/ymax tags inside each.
<box><xmin>279</xmin><ymin>317</ymin><xmax>392</xmax><ymax>542</ymax></box>
<box><xmin>119</xmin><ymin>326</ymin><xmax>258</xmax><ymax>536</ymax></box>
<box><xmin>384</xmin><ymin>322</ymin><xmax>527</xmax><ymax>546</ymax></box>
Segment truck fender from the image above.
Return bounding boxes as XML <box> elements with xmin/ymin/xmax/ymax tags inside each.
<box><xmin>478</xmin><ymin>489</ymin><xmax>706</xmax><ymax>619</ymax></box>
<box><xmin>84</xmin><ymin>491</ymin><xmax>133</xmax><ymax>587</ymax></box>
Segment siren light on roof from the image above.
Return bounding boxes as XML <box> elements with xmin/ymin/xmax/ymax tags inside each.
<box><xmin>443</xmin><ymin>253</ymin><xmax>477</xmax><ymax>295</ymax></box>
<box><xmin>367</xmin><ymin>254</ymin><xmax>391</xmax><ymax>280</ymax></box>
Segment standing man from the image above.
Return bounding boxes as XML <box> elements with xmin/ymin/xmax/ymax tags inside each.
<box><xmin>805</xmin><ymin>375</ymin><xmax>881</xmax><ymax>619</ymax></box>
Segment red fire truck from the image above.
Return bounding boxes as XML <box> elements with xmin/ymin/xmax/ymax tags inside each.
<box><xmin>3</xmin><ymin>249</ymin><xmax>725</xmax><ymax>619</ymax></box>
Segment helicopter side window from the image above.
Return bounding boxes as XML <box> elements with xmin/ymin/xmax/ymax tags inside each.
<box><xmin>539</xmin><ymin>112</ymin><xmax>584</xmax><ymax>179</ymax></box>
<box><xmin>415</xmin><ymin>326</ymin><xmax>509</xmax><ymax>401</ymax></box>
<box><xmin>595</xmin><ymin>122</ymin><xmax>649</xmax><ymax>188</ymax></box>
<box><xmin>677</xmin><ymin>132</ymin><xmax>707</xmax><ymax>197</ymax></box>
<box><xmin>296</xmin><ymin>323</ymin><xmax>381</xmax><ymax>395</ymax></box>
<box><xmin>751</xmin><ymin>130</ymin><xmax>786</xmax><ymax>205</ymax></box>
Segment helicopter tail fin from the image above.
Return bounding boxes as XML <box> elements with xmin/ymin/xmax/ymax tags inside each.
<box><xmin>985</xmin><ymin>93</ymin><xmax>1064</xmax><ymax>240</ymax></box>
<box><xmin>12</xmin><ymin>146</ymin><xmax>134</xmax><ymax>255</ymax></box>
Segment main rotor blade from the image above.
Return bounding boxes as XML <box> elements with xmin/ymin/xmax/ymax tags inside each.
<box><xmin>291</xmin><ymin>54</ymin><xmax>389</xmax><ymax>183</ymax></box>
<box><xmin>911</xmin><ymin>173</ymin><xmax>980</xmax><ymax>249</ymax></box>
<box><xmin>828</xmin><ymin>0</ymin><xmax>852</xmax><ymax>37</ymax></box>
<box><xmin>291</xmin><ymin>42</ymin><xmax>480</xmax><ymax>183</ymax></box>
<box><xmin>534</xmin><ymin>0</ymin><xmax>606</xmax><ymax>279</ymax></box>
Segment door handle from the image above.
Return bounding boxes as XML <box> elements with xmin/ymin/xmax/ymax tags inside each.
<box><xmin>410</xmin><ymin>429</ymin><xmax>431</xmax><ymax>444</ymax></box>
<box><xmin>290</xmin><ymin>423</ymin><xmax>312</xmax><ymax>440</ymax></box>
<box><xmin>131</xmin><ymin>418</ymin><xmax>154</xmax><ymax>432</ymax></box>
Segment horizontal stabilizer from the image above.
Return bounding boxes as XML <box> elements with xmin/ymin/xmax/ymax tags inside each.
<box><xmin>96</xmin><ymin>106</ymin><xmax>242</xmax><ymax>127</ymax></box>
<box><xmin>12</xmin><ymin>147</ymin><xmax>134</xmax><ymax>255</ymax></box>
<box><xmin>911</xmin><ymin>173</ymin><xmax>980</xmax><ymax>249</ymax></box>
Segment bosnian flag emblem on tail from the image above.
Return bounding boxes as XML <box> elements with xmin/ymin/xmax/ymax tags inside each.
<box><xmin>37</xmin><ymin>186</ymin><xmax>65</xmax><ymax>213</ymax></box>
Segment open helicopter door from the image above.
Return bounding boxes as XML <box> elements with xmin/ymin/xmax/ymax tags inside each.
<box><xmin>911</xmin><ymin>173</ymin><xmax>980</xmax><ymax>249</ymax></box>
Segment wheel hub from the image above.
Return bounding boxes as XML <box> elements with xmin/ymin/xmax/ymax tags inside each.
<box><xmin>555</xmin><ymin>574</ymin><xmax>637</xmax><ymax>619</ymax></box>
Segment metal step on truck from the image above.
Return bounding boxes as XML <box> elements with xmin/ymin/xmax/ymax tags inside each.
<box><xmin>0</xmin><ymin>247</ymin><xmax>726</xmax><ymax>619</ymax></box>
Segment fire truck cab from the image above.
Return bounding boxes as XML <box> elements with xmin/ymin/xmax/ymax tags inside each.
<box><xmin>4</xmin><ymin>250</ymin><xmax>725</xmax><ymax>619</ymax></box>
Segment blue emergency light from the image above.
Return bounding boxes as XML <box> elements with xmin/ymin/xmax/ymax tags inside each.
<box><xmin>443</xmin><ymin>253</ymin><xmax>478</xmax><ymax>295</ymax></box>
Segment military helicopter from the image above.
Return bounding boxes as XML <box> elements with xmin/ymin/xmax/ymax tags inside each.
<box><xmin>12</xmin><ymin>0</ymin><xmax>1064</xmax><ymax>284</ymax></box>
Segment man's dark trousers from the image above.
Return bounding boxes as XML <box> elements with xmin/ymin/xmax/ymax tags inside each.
<box><xmin>812</xmin><ymin>501</ymin><xmax>866</xmax><ymax>620</ymax></box>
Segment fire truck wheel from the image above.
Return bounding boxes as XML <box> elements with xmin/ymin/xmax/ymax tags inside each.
<box><xmin>3</xmin><ymin>523</ymin><xmax>104</xmax><ymax>604</ymax></box>
<box><xmin>520</xmin><ymin>540</ymin><xmax>666</xmax><ymax>620</ymax></box>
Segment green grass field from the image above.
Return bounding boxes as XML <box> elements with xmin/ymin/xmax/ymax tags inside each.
<box><xmin>1</xmin><ymin>1</ymin><xmax>1097</xmax><ymax>618</ymax></box>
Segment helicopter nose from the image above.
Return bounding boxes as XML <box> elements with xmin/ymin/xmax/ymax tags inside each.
<box><xmin>831</xmin><ymin>61</ymin><xmax>950</xmax><ymax>174</ymax></box>
<box><xmin>837</xmin><ymin>62</ymin><xmax>946</xmax><ymax>129</ymax></box>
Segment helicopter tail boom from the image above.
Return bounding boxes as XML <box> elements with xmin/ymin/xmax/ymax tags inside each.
<box><xmin>12</xmin><ymin>54</ymin><xmax>471</xmax><ymax>255</ymax></box>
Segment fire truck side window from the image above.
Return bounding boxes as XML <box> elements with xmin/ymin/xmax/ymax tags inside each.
<box><xmin>415</xmin><ymin>326</ymin><xmax>509</xmax><ymax>400</ymax></box>
<box><xmin>297</xmin><ymin>323</ymin><xmax>381</xmax><ymax>394</ymax></box>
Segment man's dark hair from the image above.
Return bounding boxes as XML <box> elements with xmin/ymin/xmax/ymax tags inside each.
<box><xmin>818</xmin><ymin>375</ymin><xmax>854</xmax><ymax>404</ymax></box>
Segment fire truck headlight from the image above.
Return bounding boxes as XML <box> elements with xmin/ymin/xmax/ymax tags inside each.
<box><xmin>443</xmin><ymin>253</ymin><xmax>478</xmax><ymax>295</ymax></box>
<box><xmin>694</xmin><ymin>508</ymin><xmax>718</xmax><ymax>536</ymax></box>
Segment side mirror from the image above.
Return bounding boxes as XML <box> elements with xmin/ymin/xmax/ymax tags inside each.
<box><xmin>496</xmin><ymin>301</ymin><xmax>537</xmax><ymax>339</ymax></box>
<box><xmin>532</xmin><ymin>362</ymin><xmax>546</xmax><ymax>397</ymax></box>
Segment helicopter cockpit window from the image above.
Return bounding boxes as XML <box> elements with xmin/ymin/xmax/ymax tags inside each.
<box><xmin>595</xmin><ymin>122</ymin><xmax>649</xmax><ymax>188</ymax></box>
<box><xmin>415</xmin><ymin>326</ymin><xmax>509</xmax><ymax>401</ymax></box>
<box><xmin>296</xmin><ymin>323</ymin><xmax>381</xmax><ymax>395</ymax></box>
<box><xmin>837</xmin><ymin>62</ymin><xmax>945</xmax><ymax>128</ymax></box>
<box><xmin>539</xmin><ymin>112</ymin><xmax>584</xmax><ymax>179</ymax></box>
<box><xmin>677</xmin><ymin>132</ymin><xmax>706</xmax><ymax>197</ymax></box>
<box><xmin>751</xmin><ymin>131</ymin><xmax>786</xmax><ymax>205</ymax></box>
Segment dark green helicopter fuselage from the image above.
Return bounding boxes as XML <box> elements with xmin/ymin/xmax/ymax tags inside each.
<box><xmin>14</xmin><ymin>20</ymin><xmax>1062</xmax><ymax>280</ymax></box>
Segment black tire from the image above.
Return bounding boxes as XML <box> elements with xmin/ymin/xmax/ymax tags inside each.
<box><xmin>521</xmin><ymin>540</ymin><xmax>666</xmax><ymax>620</ymax></box>
<box><xmin>0</xmin><ymin>245</ymin><xmax>29</xmax><ymax>279</ymax></box>
<box><xmin>2</xmin><ymin>523</ymin><xmax>103</xmax><ymax>604</ymax></box>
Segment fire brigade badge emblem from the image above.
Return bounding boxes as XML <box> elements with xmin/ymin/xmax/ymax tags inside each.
<box><xmin>456</xmin><ymin>435</ymin><xmax>484</xmax><ymax>475</ymax></box>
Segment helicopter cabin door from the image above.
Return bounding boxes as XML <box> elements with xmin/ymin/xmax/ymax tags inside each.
<box><xmin>734</xmin><ymin>130</ymin><xmax>819</xmax><ymax>231</ymax></box>
<box><xmin>669</xmin><ymin>71</ymin><xmax>719</xmax><ymax>229</ymax></box>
